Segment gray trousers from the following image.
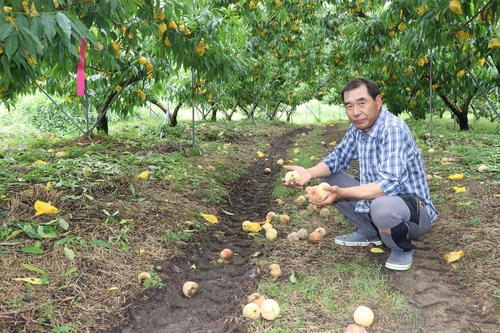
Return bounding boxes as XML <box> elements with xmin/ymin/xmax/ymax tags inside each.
<box><xmin>319</xmin><ymin>172</ymin><xmax>432</xmax><ymax>250</ymax></box>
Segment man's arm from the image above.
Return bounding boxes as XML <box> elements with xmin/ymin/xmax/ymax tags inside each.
<box><xmin>283</xmin><ymin>162</ymin><xmax>331</xmax><ymax>187</ymax></box>
<box><xmin>309</xmin><ymin>182</ymin><xmax>386</xmax><ymax>206</ymax></box>
<box><xmin>334</xmin><ymin>182</ymin><xmax>386</xmax><ymax>201</ymax></box>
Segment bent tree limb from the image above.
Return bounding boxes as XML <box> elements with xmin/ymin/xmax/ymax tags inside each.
<box><xmin>150</xmin><ymin>98</ymin><xmax>174</xmax><ymax>125</ymax></box>
<box><xmin>438</xmin><ymin>88</ymin><xmax>477</xmax><ymax>130</ymax></box>
<box><xmin>92</xmin><ymin>75</ymin><xmax>140</xmax><ymax>135</ymax></box>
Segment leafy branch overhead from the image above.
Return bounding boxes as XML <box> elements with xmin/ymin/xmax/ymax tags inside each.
<box><xmin>0</xmin><ymin>0</ymin><xmax>499</xmax><ymax>132</ymax></box>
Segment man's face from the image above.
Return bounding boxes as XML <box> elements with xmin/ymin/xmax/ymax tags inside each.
<box><xmin>343</xmin><ymin>85</ymin><xmax>382</xmax><ymax>133</ymax></box>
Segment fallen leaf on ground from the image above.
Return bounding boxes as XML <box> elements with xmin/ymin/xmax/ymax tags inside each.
<box><xmin>200</xmin><ymin>213</ymin><xmax>219</xmax><ymax>224</ymax></box>
<box><xmin>448</xmin><ymin>173</ymin><xmax>464</xmax><ymax>181</ymax></box>
<box><xmin>443</xmin><ymin>250</ymin><xmax>464</xmax><ymax>263</ymax></box>
<box><xmin>452</xmin><ymin>186</ymin><xmax>466</xmax><ymax>193</ymax></box>
<box><xmin>34</xmin><ymin>200</ymin><xmax>59</xmax><ymax>216</ymax></box>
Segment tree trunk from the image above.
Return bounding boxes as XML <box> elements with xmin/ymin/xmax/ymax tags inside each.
<box><xmin>238</xmin><ymin>104</ymin><xmax>250</xmax><ymax>117</ymax></box>
<box><xmin>224</xmin><ymin>101</ymin><xmax>239</xmax><ymax>121</ymax></box>
<box><xmin>210</xmin><ymin>104</ymin><xmax>217</xmax><ymax>121</ymax></box>
<box><xmin>170</xmin><ymin>101</ymin><xmax>184</xmax><ymax>127</ymax></box>
<box><xmin>272</xmin><ymin>100</ymin><xmax>282</xmax><ymax>120</ymax></box>
<box><xmin>150</xmin><ymin>98</ymin><xmax>173</xmax><ymax>125</ymax></box>
<box><xmin>438</xmin><ymin>88</ymin><xmax>477</xmax><ymax>131</ymax></box>
<box><xmin>95</xmin><ymin>75</ymin><xmax>139</xmax><ymax>134</ymax></box>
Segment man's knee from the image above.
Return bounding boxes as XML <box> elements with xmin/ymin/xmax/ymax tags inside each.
<box><xmin>370</xmin><ymin>196</ymin><xmax>409</xmax><ymax>229</ymax></box>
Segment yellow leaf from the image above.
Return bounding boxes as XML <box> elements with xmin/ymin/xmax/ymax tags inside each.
<box><xmin>13</xmin><ymin>277</ymin><xmax>43</xmax><ymax>284</ymax></box>
<box><xmin>137</xmin><ymin>170</ymin><xmax>149</xmax><ymax>179</ymax></box>
<box><xmin>45</xmin><ymin>182</ymin><xmax>53</xmax><ymax>191</ymax></box>
<box><xmin>452</xmin><ymin>186</ymin><xmax>466</xmax><ymax>193</ymax></box>
<box><xmin>242</xmin><ymin>221</ymin><xmax>261</xmax><ymax>233</ymax></box>
<box><xmin>201</xmin><ymin>213</ymin><xmax>219</xmax><ymax>224</ymax></box>
<box><xmin>256</xmin><ymin>151</ymin><xmax>265</xmax><ymax>158</ymax></box>
<box><xmin>108</xmin><ymin>286</ymin><xmax>118</xmax><ymax>291</ymax></box>
<box><xmin>457</xmin><ymin>69</ymin><xmax>465</xmax><ymax>78</ymax></box>
<box><xmin>448</xmin><ymin>173</ymin><xmax>464</xmax><ymax>181</ymax></box>
<box><xmin>34</xmin><ymin>160</ymin><xmax>47</xmax><ymax>165</ymax></box>
<box><xmin>34</xmin><ymin>200</ymin><xmax>59</xmax><ymax>216</ymax></box>
<box><xmin>329</xmin><ymin>141</ymin><xmax>336</xmax><ymax>146</ymax></box>
<box><xmin>443</xmin><ymin>250</ymin><xmax>464</xmax><ymax>263</ymax></box>
<box><xmin>370</xmin><ymin>247</ymin><xmax>385</xmax><ymax>254</ymax></box>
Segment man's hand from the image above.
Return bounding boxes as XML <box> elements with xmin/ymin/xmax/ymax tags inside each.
<box><xmin>306</xmin><ymin>184</ymin><xmax>343</xmax><ymax>206</ymax></box>
<box><xmin>282</xmin><ymin>165</ymin><xmax>312</xmax><ymax>188</ymax></box>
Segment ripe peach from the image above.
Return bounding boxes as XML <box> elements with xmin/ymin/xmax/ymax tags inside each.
<box><xmin>182</xmin><ymin>281</ymin><xmax>199</xmax><ymax>298</ymax></box>
<box><xmin>319</xmin><ymin>208</ymin><xmax>330</xmax><ymax>217</ymax></box>
<box><xmin>280</xmin><ymin>214</ymin><xmax>290</xmax><ymax>224</ymax></box>
<box><xmin>295</xmin><ymin>195</ymin><xmax>306</xmax><ymax>205</ymax></box>
<box><xmin>266</xmin><ymin>228</ymin><xmax>278</xmax><ymax>240</ymax></box>
<box><xmin>247</xmin><ymin>292</ymin><xmax>261</xmax><ymax>303</ymax></box>
<box><xmin>307</xmin><ymin>182</ymin><xmax>329</xmax><ymax>202</ymax></box>
<box><xmin>266</xmin><ymin>211</ymin><xmax>276</xmax><ymax>221</ymax></box>
<box><xmin>309</xmin><ymin>231</ymin><xmax>322</xmax><ymax>244</ymax></box>
<box><xmin>138</xmin><ymin>272</ymin><xmax>151</xmax><ymax>282</ymax></box>
<box><xmin>252</xmin><ymin>295</ymin><xmax>266</xmax><ymax>306</ymax></box>
<box><xmin>220</xmin><ymin>248</ymin><xmax>233</xmax><ymax>260</ymax></box>
<box><xmin>287</xmin><ymin>232</ymin><xmax>299</xmax><ymax>242</ymax></box>
<box><xmin>307</xmin><ymin>203</ymin><xmax>317</xmax><ymax>212</ymax></box>
<box><xmin>315</xmin><ymin>227</ymin><xmax>326</xmax><ymax>238</ymax></box>
<box><xmin>297</xmin><ymin>229</ymin><xmax>309</xmax><ymax>239</ymax></box>
<box><xmin>243</xmin><ymin>302</ymin><xmax>261</xmax><ymax>319</ymax></box>
<box><xmin>284</xmin><ymin>170</ymin><xmax>300</xmax><ymax>184</ymax></box>
<box><xmin>262</xmin><ymin>223</ymin><xmax>273</xmax><ymax>231</ymax></box>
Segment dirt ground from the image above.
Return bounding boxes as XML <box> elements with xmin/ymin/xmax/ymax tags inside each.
<box><xmin>2</xmin><ymin>122</ymin><xmax>500</xmax><ymax>333</ymax></box>
<box><xmin>111</xmin><ymin>124</ymin><xmax>500</xmax><ymax>333</ymax></box>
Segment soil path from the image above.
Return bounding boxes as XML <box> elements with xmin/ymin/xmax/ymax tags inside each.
<box><xmin>112</xmin><ymin>127</ymin><xmax>306</xmax><ymax>333</ymax></box>
<box><xmin>111</xmin><ymin>124</ymin><xmax>500</xmax><ymax>333</ymax></box>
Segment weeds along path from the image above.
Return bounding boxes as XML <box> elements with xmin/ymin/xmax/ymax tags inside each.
<box><xmin>112</xmin><ymin>128</ymin><xmax>306</xmax><ymax>333</ymax></box>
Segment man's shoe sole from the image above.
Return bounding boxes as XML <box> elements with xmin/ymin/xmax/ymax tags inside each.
<box><xmin>335</xmin><ymin>239</ymin><xmax>383</xmax><ymax>246</ymax></box>
<box><xmin>385</xmin><ymin>262</ymin><xmax>412</xmax><ymax>271</ymax></box>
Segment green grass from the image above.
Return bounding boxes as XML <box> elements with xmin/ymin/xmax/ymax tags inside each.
<box><xmin>251</xmin><ymin>256</ymin><xmax>418</xmax><ymax>332</ymax></box>
<box><xmin>1</xmin><ymin>94</ymin><xmax>499</xmax><ymax>333</ymax></box>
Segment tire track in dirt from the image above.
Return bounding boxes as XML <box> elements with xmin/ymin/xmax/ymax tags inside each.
<box><xmin>111</xmin><ymin>128</ymin><xmax>305</xmax><ymax>333</ymax></box>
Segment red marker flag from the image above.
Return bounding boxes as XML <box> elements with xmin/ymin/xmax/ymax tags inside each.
<box><xmin>77</xmin><ymin>37</ymin><xmax>86</xmax><ymax>96</ymax></box>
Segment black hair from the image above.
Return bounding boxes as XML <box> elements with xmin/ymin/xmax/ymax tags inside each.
<box><xmin>341</xmin><ymin>78</ymin><xmax>380</xmax><ymax>103</ymax></box>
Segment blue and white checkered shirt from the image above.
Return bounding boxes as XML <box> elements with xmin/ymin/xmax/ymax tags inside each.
<box><xmin>323</xmin><ymin>107</ymin><xmax>438</xmax><ymax>225</ymax></box>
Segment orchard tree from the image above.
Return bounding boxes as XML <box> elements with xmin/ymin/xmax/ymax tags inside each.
<box><xmin>322</xmin><ymin>0</ymin><xmax>499</xmax><ymax>130</ymax></box>
<box><xmin>0</xmin><ymin>0</ymin><xmax>246</xmax><ymax>135</ymax></box>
